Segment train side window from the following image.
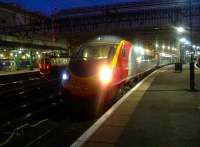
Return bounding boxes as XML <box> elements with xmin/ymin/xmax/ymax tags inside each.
<box><xmin>122</xmin><ymin>47</ymin><xmax>126</xmax><ymax>57</ymax></box>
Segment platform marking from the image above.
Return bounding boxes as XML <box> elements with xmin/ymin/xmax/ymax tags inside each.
<box><xmin>70</xmin><ymin>70</ymin><xmax>159</xmax><ymax>147</ymax></box>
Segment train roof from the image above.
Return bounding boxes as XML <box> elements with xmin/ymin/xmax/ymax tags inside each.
<box><xmin>84</xmin><ymin>36</ymin><xmax>122</xmax><ymax>46</ymax></box>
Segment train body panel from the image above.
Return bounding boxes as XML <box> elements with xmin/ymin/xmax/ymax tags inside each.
<box><xmin>128</xmin><ymin>45</ymin><xmax>158</xmax><ymax>80</ymax></box>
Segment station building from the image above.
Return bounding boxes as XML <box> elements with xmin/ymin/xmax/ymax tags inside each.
<box><xmin>0</xmin><ymin>2</ymin><xmax>68</xmax><ymax>72</ymax></box>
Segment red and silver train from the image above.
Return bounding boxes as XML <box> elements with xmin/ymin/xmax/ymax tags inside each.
<box><xmin>60</xmin><ymin>36</ymin><xmax>174</xmax><ymax>98</ymax></box>
<box><xmin>39</xmin><ymin>55</ymin><xmax>69</xmax><ymax>76</ymax></box>
<box><xmin>39</xmin><ymin>57</ymin><xmax>52</xmax><ymax>75</ymax></box>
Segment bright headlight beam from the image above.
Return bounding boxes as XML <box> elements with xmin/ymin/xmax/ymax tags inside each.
<box><xmin>62</xmin><ymin>72</ymin><xmax>69</xmax><ymax>80</ymax></box>
<box><xmin>99</xmin><ymin>66</ymin><xmax>112</xmax><ymax>84</ymax></box>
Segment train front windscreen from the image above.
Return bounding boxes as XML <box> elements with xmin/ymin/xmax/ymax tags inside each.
<box><xmin>73</xmin><ymin>44</ymin><xmax>117</xmax><ymax>60</ymax></box>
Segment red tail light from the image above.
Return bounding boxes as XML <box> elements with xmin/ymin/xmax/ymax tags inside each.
<box><xmin>46</xmin><ymin>64</ymin><xmax>50</xmax><ymax>69</ymax></box>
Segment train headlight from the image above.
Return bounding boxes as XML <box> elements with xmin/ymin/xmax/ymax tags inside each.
<box><xmin>99</xmin><ymin>66</ymin><xmax>112</xmax><ymax>84</ymax></box>
<box><xmin>62</xmin><ymin>72</ymin><xmax>69</xmax><ymax>81</ymax></box>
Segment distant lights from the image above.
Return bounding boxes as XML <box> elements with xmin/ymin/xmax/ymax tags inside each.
<box><xmin>155</xmin><ymin>43</ymin><xmax>176</xmax><ymax>52</ymax></box>
<box><xmin>19</xmin><ymin>48</ymin><xmax>25</xmax><ymax>51</ymax></box>
<box><xmin>136</xmin><ymin>56</ymin><xmax>142</xmax><ymax>63</ymax></box>
<box><xmin>179</xmin><ymin>37</ymin><xmax>190</xmax><ymax>45</ymax></box>
<box><xmin>171</xmin><ymin>47</ymin><xmax>177</xmax><ymax>51</ymax></box>
<box><xmin>21</xmin><ymin>55</ymin><xmax>26</xmax><ymax>59</ymax></box>
<box><xmin>84</xmin><ymin>52</ymin><xmax>88</xmax><ymax>58</ymax></box>
<box><xmin>179</xmin><ymin>38</ymin><xmax>186</xmax><ymax>43</ymax></box>
<box><xmin>185</xmin><ymin>50</ymin><xmax>192</xmax><ymax>56</ymax></box>
<box><xmin>134</xmin><ymin>45</ymin><xmax>144</xmax><ymax>55</ymax></box>
<box><xmin>185</xmin><ymin>41</ymin><xmax>190</xmax><ymax>45</ymax></box>
<box><xmin>145</xmin><ymin>49</ymin><xmax>150</xmax><ymax>54</ymax></box>
<box><xmin>160</xmin><ymin>52</ymin><xmax>172</xmax><ymax>58</ymax></box>
<box><xmin>160</xmin><ymin>52</ymin><xmax>165</xmax><ymax>57</ymax></box>
<box><xmin>176</xmin><ymin>27</ymin><xmax>185</xmax><ymax>33</ymax></box>
<box><xmin>155</xmin><ymin>43</ymin><xmax>159</xmax><ymax>48</ymax></box>
<box><xmin>97</xmin><ymin>36</ymin><xmax>102</xmax><ymax>40</ymax></box>
<box><xmin>26</xmin><ymin>53</ymin><xmax>30</xmax><ymax>57</ymax></box>
<box><xmin>192</xmin><ymin>45</ymin><xmax>196</xmax><ymax>49</ymax></box>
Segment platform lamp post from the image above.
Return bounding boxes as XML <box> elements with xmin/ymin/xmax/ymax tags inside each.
<box><xmin>189</xmin><ymin>0</ymin><xmax>195</xmax><ymax>91</ymax></box>
<box><xmin>15</xmin><ymin>49</ymin><xmax>22</xmax><ymax>71</ymax></box>
<box><xmin>155</xmin><ymin>42</ymin><xmax>160</xmax><ymax>66</ymax></box>
<box><xmin>176</xmin><ymin>26</ymin><xmax>185</xmax><ymax>63</ymax></box>
<box><xmin>29</xmin><ymin>49</ymin><xmax>33</xmax><ymax>70</ymax></box>
<box><xmin>175</xmin><ymin>26</ymin><xmax>186</xmax><ymax>72</ymax></box>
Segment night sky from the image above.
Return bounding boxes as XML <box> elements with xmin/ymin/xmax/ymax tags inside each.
<box><xmin>0</xmin><ymin>0</ymin><xmax>140</xmax><ymax>16</ymax></box>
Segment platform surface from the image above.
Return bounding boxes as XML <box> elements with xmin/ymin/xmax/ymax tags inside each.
<box><xmin>0</xmin><ymin>69</ymin><xmax>39</xmax><ymax>76</ymax></box>
<box><xmin>80</xmin><ymin>65</ymin><xmax>200</xmax><ymax>147</ymax></box>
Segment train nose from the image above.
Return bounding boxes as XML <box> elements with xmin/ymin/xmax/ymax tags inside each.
<box><xmin>62</xmin><ymin>76</ymin><xmax>99</xmax><ymax>97</ymax></box>
<box><xmin>69</xmin><ymin>59</ymin><xmax>108</xmax><ymax>77</ymax></box>
<box><xmin>62</xmin><ymin>59</ymin><xmax>111</xmax><ymax>97</ymax></box>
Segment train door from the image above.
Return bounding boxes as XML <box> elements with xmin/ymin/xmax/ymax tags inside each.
<box><xmin>120</xmin><ymin>41</ymin><xmax>131</xmax><ymax>81</ymax></box>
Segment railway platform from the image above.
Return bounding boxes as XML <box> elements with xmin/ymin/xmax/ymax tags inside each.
<box><xmin>72</xmin><ymin>65</ymin><xmax>200</xmax><ymax>147</ymax></box>
<box><xmin>0</xmin><ymin>69</ymin><xmax>39</xmax><ymax>76</ymax></box>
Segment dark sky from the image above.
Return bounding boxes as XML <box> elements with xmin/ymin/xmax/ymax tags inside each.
<box><xmin>0</xmin><ymin>0</ymin><xmax>140</xmax><ymax>16</ymax></box>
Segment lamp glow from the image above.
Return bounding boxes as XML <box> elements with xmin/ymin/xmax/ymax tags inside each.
<box><xmin>176</xmin><ymin>27</ymin><xmax>185</xmax><ymax>33</ymax></box>
<box><xmin>155</xmin><ymin>43</ymin><xmax>159</xmax><ymax>48</ymax></box>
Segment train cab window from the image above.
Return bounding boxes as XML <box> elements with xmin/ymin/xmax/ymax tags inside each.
<box><xmin>108</xmin><ymin>45</ymin><xmax>117</xmax><ymax>60</ymax></box>
<box><xmin>73</xmin><ymin>44</ymin><xmax>117</xmax><ymax>60</ymax></box>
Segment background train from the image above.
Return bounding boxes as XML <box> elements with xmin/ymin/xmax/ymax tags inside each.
<box><xmin>60</xmin><ymin>36</ymin><xmax>175</xmax><ymax>98</ymax></box>
<box><xmin>39</xmin><ymin>54</ymin><xmax>69</xmax><ymax>75</ymax></box>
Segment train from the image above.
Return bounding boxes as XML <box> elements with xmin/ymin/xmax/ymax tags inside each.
<box><xmin>39</xmin><ymin>55</ymin><xmax>69</xmax><ymax>75</ymax></box>
<box><xmin>39</xmin><ymin>57</ymin><xmax>52</xmax><ymax>75</ymax></box>
<box><xmin>60</xmin><ymin>36</ymin><xmax>175</xmax><ymax>98</ymax></box>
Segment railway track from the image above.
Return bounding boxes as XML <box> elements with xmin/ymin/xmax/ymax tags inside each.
<box><xmin>0</xmin><ymin>67</ymin><xmax>157</xmax><ymax>147</ymax></box>
<box><xmin>0</xmin><ymin>72</ymin><xmax>65</xmax><ymax>146</ymax></box>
